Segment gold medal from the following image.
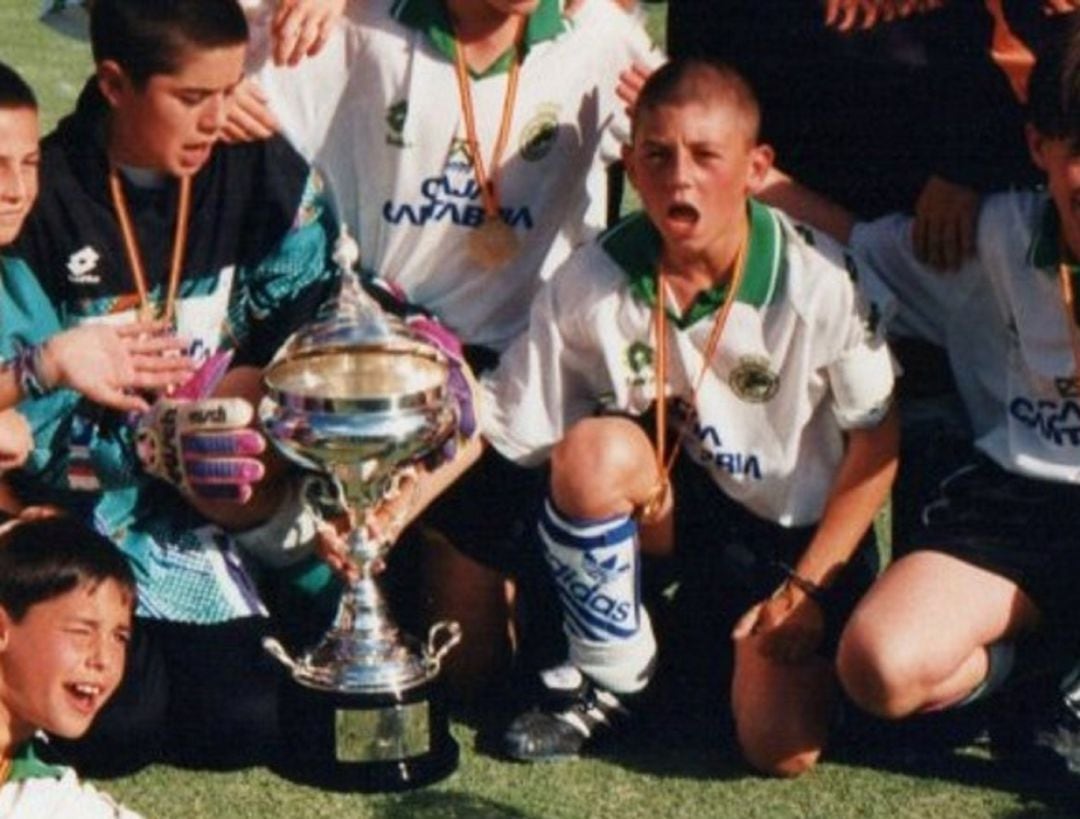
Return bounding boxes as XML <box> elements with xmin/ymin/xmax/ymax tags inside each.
<box><xmin>468</xmin><ymin>216</ymin><xmax>520</xmax><ymax>270</ymax></box>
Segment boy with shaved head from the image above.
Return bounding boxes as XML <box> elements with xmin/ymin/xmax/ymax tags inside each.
<box><xmin>483</xmin><ymin>57</ymin><xmax>898</xmax><ymax>775</ymax></box>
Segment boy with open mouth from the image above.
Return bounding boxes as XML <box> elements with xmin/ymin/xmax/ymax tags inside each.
<box><xmin>482</xmin><ymin>56</ymin><xmax>898</xmax><ymax>775</ymax></box>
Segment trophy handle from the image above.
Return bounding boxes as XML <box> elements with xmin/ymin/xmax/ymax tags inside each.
<box><xmin>424</xmin><ymin>621</ymin><xmax>462</xmax><ymax>674</ymax></box>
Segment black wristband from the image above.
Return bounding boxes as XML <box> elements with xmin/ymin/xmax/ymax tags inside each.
<box><xmin>775</xmin><ymin>560</ymin><xmax>828</xmax><ymax>606</ymax></box>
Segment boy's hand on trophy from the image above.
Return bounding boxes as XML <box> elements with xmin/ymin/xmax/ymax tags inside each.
<box><xmin>135</xmin><ymin>396</ymin><xmax>266</xmax><ymax>504</ymax></box>
<box><xmin>314</xmin><ymin>517</ymin><xmax>360</xmax><ymax>583</ymax></box>
<box><xmin>312</xmin><ymin>469</ymin><xmax>420</xmax><ymax>581</ymax></box>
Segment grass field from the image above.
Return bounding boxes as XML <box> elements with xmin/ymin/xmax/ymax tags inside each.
<box><xmin>2</xmin><ymin>1</ymin><xmax>1079</xmax><ymax>817</ymax></box>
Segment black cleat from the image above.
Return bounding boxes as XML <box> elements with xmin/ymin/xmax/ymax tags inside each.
<box><xmin>502</xmin><ymin>665</ymin><xmax>630</xmax><ymax>762</ymax></box>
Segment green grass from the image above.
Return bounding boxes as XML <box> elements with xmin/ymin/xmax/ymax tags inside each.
<box><xmin>2</xmin><ymin>2</ymin><xmax>1078</xmax><ymax>817</ymax></box>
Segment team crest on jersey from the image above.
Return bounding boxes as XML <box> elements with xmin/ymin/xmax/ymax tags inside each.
<box><xmin>625</xmin><ymin>340</ymin><xmax>654</xmax><ymax>385</ymax></box>
<box><xmin>519</xmin><ymin>105</ymin><xmax>560</xmax><ymax>161</ymax></box>
<box><xmin>729</xmin><ymin>356</ymin><xmax>780</xmax><ymax>403</ymax></box>
<box><xmin>385</xmin><ymin>100</ymin><xmax>410</xmax><ymax>147</ymax></box>
<box><xmin>449</xmin><ymin>137</ymin><xmax>473</xmax><ymax>165</ymax></box>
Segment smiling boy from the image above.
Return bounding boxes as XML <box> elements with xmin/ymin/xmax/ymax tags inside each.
<box><xmin>0</xmin><ymin>62</ymin><xmax>191</xmax><ymax>480</ymax></box>
<box><xmin>0</xmin><ymin>516</ymin><xmax>142</xmax><ymax>817</ymax></box>
<box><xmin>483</xmin><ymin>57</ymin><xmax>898</xmax><ymax>775</ymax></box>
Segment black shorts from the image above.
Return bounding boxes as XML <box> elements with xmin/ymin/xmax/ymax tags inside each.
<box><xmin>911</xmin><ymin>454</ymin><xmax>1080</xmax><ymax>629</ymax></box>
<box><xmin>417</xmin><ymin>444</ymin><xmax>547</xmax><ymax>576</ymax></box>
<box><xmin>663</xmin><ymin>454</ymin><xmax>880</xmax><ymax>662</ymax></box>
<box><xmin>416</xmin><ymin>343</ymin><xmax>548</xmax><ymax>575</ymax></box>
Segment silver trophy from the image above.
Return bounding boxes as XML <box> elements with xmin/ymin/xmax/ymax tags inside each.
<box><xmin>260</xmin><ymin>230</ymin><xmax>461</xmax><ymax>791</ymax></box>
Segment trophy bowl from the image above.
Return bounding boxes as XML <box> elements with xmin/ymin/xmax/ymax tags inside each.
<box><xmin>259</xmin><ymin>245</ymin><xmax>462</xmax><ymax>791</ymax></box>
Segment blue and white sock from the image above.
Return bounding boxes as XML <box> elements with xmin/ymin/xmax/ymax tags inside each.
<box><xmin>538</xmin><ymin>499</ymin><xmax>656</xmax><ymax>694</ymax></box>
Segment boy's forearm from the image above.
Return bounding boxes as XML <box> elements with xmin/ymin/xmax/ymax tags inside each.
<box><xmin>400</xmin><ymin>434</ymin><xmax>484</xmax><ymax>531</ymax></box>
<box><xmin>757</xmin><ymin>166</ymin><xmax>857</xmax><ymax>245</ymax></box>
<box><xmin>790</xmin><ymin>404</ymin><xmax>899</xmax><ymax>593</ymax></box>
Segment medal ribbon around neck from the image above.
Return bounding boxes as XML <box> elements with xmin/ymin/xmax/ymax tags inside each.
<box><xmin>640</xmin><ymin>225</ymin><xmax>749</xmax><ymax>522</ymax></box>
<box><xmin>0</xmin><ymin>754</ymin><xmax>10</xmax><ymax>785</ymax></box>
<box><xmin>451</xmin><ymin>15</ymin><xmax>525</xmax><ymax>230</ymax></box>
<box><xmin>108</xmin><ymin>168</ymin><xmax>192</xmax><ymax>325</ymax></box>
<box><xmin>1056</xmin><ymin>247</ymin><xmax>1080</xmax><ymax>380</ymax></box>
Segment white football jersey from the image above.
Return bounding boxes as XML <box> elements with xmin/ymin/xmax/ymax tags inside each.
<box><xmin>852</xmin><ymin>190</ymin><xmax>1080</xmax><ymax>484</ymax></box>
<box><xmin>0</xmin><ymin>770</ymin><xmax>142</xmax><ymax>819</ymax></box>
<box><xmin>246</xmin><ymin>0</ymin><xmax>660</xmax><ymax>351</ymax></box>
<box><xmin>484</xmin><ymin>201</ymin><xmax>896</xmax><ymax>526</ymax></box>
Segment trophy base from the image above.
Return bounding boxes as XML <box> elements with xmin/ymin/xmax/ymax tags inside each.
<box><xmin>280</xmin><ymin>675</ymin><xmax>458</xmax><ymax>792</ymax></box>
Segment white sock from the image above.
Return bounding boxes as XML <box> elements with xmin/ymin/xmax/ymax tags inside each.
<box><xmin>538</xmin><ymin>499</ymin><xmax>656</xmax><ymax>694</ymax></box>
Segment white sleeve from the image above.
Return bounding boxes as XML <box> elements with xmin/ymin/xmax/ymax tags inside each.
<box><xmin>0</xmin><ymin>773</ymin><xmax>144</xmax><ymax>819</ymax></box>
<box><xmin>850</xmin><ymin>214</ymin><xmax>979</xmax><ymax>347</ymax></box>
<box><xmin>592</xmin><ymin>1</ymin><xmax>665</xmax><ymax>165</ymax></box>
<box><xmin>821</xmin><ymin>249</ymin><xmax>898</xmax><ymax>430</ymax></box>
<box><xmin>245</xmin><ymin>6</ymin><xmax>357</xmax><ymax>164</ymax></box>
<box><xmin>481</xmin><ymin>262</ymin><xmax>609</xmax><ymax>465</ymax></box>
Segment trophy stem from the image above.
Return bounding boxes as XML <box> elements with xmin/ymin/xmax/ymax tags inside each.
<box><xmin>333</xmin><ymin>570</ymin><xmax>398</xmax><ymax>644</ymax></box>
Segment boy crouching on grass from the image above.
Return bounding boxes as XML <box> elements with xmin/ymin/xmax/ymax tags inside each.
<box><xmin>481</xmin><ymin>56</ymin><xmax>899</xmax><ymax>776</ymax></box>
<box><xmin>0</xmin><ymin>516</ymin><xmax>142</xmax><ymax>817</ymax></box>
<box><xmin>826</xmin><ymin>25</ymin><xmax>1080</xmax><ymax>773</ymax></box>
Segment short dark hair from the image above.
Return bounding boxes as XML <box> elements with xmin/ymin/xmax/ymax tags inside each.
<box><xmin>1027</xmin><ymin>19</ymin><xmax>1080</xmax><ymax>147</ymax></box>
<box><xmin>0</xmin><ymin>62</ymin><xmax>37</xmax><ymax>111</ymax></box>
<box><xmin>90</xmin><ymin>0</ymin><xmax>248</xmax><ymax>88</ymax></box>
<box><xmin>0</xmin><ymin>517</ymin><xmax>136</xmax><ymax>622</ymax></box>
<box><xmin>633</xmin><ymin>56</ymin><xmax>762</xmax><ymax>144</ymax></box>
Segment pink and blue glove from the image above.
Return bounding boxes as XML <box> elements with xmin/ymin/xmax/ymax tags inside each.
<box><xmin>406</xmin><ymin>314</ymin><xmax>476</xmax><ymax>461</ymax></box>
<box><xmin>135</xmin><ymin>351</ymin><xmax>266</xmax><ymax>503</ymax></box>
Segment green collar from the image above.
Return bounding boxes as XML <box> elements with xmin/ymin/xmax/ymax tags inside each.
<box><xmin>8</xmin><ymin>740</ymin><xmax>65</xmax><ymax>783</ymax></box>
<box><xmin>391</xmin><ymin>0</ymin><xmax>565</xmax><ymax>77</ymax></box>
<box><xmin>1030</xmin><ymin>198</ymin><xmax>1080</xmax><ymax>275</ymax></box>
<box><xmin>603</xmin><ymin>199</ymin><xmax>784</xmax><ymax>329</ymax></box>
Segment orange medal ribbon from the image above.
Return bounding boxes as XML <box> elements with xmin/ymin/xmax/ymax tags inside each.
<box><xmin>451</xmin><ymin>15</ymin><xmax>525</xmax><ymax>269</ymax></box>
<box><xmin>108</xmin><ymin>168</ymin><xmax>192</xmax><ymax>325</ymax></box>
<box><xmin>640</xmin><ymin>224</ymin><xmax>749</xmax><ymax>522</ymax></box>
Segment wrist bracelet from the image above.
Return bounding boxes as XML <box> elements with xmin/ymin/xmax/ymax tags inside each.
<box><xmin>12</xmin><ymin>343</ymin><xmax>53</xmax><ymax>400</ymax></box>
<box><xmin>775</xmin><ymin>560</ymin><xmax>827</xmax><ymax>605</ymax></box>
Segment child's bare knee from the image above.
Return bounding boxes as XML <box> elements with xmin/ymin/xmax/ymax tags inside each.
<box><xmin>551</xmin><ymin>417</ymin><xmax>654</xmax><ymax>514</ymax></box>
<box><xmin>837</xmin><ymin>626</ymin><xmax>924</xmax><ymax>718</ymax></box>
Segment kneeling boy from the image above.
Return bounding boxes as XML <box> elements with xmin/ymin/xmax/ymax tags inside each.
<box><xmin>483</xmin><ymin>57</ymin><xmax>898</xmax><ymax>776</ymax></box>
<box><xmin>833</xmin><ymin>26</ymin><xmax>1080</xmax><ymax>763</ymax></box>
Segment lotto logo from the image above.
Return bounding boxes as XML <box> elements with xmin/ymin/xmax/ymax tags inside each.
<box><xmin>66</xmin><ymin>246</ymin><xmax>101</xmax><ymax>284</ymax></box>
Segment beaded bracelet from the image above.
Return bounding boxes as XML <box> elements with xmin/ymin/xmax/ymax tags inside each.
<box><xmin>11</xmin><ymin>343</ymin><xmax>54</xmax><ymax>400</ymax></box>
